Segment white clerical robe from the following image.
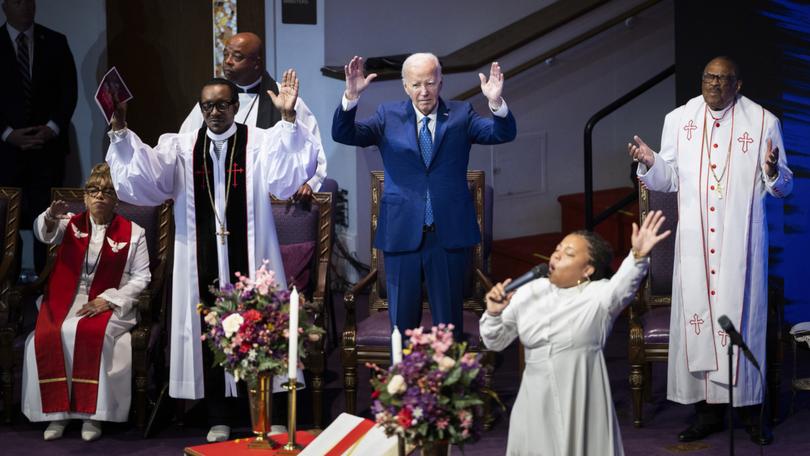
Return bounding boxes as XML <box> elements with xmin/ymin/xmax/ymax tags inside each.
<box><xmin>179</xmin><ymin>81</ymin><xmax>327</xmax><ymax>191</ymax></box>
<box><xmin>22</xmin><ymin>211</ymin><xmax>150</xmax><ymax>422</ymax></box>
<box><xmin>637</xmin><ymin>94</ymin><xmax>793</xmax><ymax>406</ymax></box>
<box><xmin>106</xmin><ymin>120</ymin><xmax>318</xmax><ymax>400</ymax></box>
<box><xmin>480</xmin><ymin>254</ymin><xmax>649</xmax><ymax>456</ymax></box>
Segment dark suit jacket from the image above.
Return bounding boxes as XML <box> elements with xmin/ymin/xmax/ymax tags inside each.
<box><xmin>0</xmin><ymin>23</ymin><xmax>77</xmax><ymax>156</ymax></box>
<box><xmin>333</xmin><ymin>98</ymin><xmax>516</xmax><ymax>252</ymax></box>
<box><xmin>255</xmin><ymin>71</ymin><xmax>282</xmax><ymax>129</ymax></box>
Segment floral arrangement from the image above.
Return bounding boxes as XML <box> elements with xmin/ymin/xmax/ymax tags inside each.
<box><xmin>198</xmin><ymin>262</ymin><xmax>322</xmax><ymax>383</ymax></box>
<box><xmin>369</xmin><ymin>324</ymin><xmax>490</xmax><ymax>448</ymax></box>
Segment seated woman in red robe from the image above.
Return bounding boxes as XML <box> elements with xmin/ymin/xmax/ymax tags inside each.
<box><xmin>21</xmin><ymin>163</ymin><xmax>150</xmax><ymax>441</ymax></box>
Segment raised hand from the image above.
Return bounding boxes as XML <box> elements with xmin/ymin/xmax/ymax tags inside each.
<box><xmin>111</xmin><ymin>100</ymin><xmax>128</xmax><ymax>131</ymax></box>
<box><xmin>268</xmin><ymin>68</ymin><xmax>299</xmax><ymax>123</ymax></box>
<box><xmin>485</xmin><ymin>279</ymin><xmax>515</xmax><ymax>316</ymax></box>
<box><xmin>479</xmin><ymin>62</ymin><xmax>504</xmax><ymax>108</ymax></box>
<box><xmin>631</xmin><ymin>210</ymin><xmax>671</xmax><ymax>258</ymax></box>
<box><xmin>344</xmin><ymin>56</ymin><xmax>377</xmax><ymax>101</ymax></box>
<box><xmin>628</xmin><ymin>135</ymin><xmax>655</xmax><ymax>168</ymax></box>
<box><xmin>764</xmin><ymin>138</ymin><xmax>779</xmax><ymax>178</ymax></box>
<box><xmin>48</xmin><ymin>200</ymin><xmax>70</xmax><ymax>219</ymax></box>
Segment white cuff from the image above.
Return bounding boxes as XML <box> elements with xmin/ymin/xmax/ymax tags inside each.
<box><xmin>107</xmin><ymin>128</ymin><xmax>129</xmax><ymax>143</ymax></box>
<box><xmin>342</xmin><ymin>94</ymin><xmax>359</xmax><ymax>111</ymax></box>
<box><xmin>46</xmin><ymin>121</ymin><xmax>60</xmax><ymax>136</ymax></box>
<box><xmin>489</xmin><ymin>99</ymin><xmax>509</xmax><ymax>117</ymax></box>
<box><xmin>1</xmin><ymin>127</ymin><xmax>12</xmax><ymax>142</ymax></box>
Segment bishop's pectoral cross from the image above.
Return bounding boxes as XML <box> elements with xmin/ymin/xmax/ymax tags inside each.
<box><xmin>216</xmin><ymin>223</ymin><xmax>230</xmax><ymax>245</ymax></box>
<box><xmin>714</xmin><ymin>182</ymin><xmax>723</xmax><ymax>199</ymax></box>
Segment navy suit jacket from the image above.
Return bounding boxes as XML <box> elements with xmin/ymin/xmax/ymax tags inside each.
<box><xmin>333</xmin><ymin>98</ymin><xmax>516</xmax><ymax>252</ymax></box>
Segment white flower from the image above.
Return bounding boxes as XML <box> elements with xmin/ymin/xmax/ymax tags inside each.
<box><xmin>412</xmin><ymin>407</ymin><xmax>423</xmax><ymax>419</ymax></box>
<box><xmin>248</xmin><ymin>349</ymin><xmax>257</xmax><ymax>362</ymax></box>
<box><xmin>204</xmin><ymin>311</ymin><xmax>218</xmax><ymax>326</ymax></box>
<box><xmin>386</xmin><ymin>374</ymin><xmax>407</xmax><ymax>395</ymax></box>
<box><xmin>438</xmin><ymin>356</ymin><xmax>456</xmax><ymax>372</ymax></box>
<box><xmin>222</xmin><ymin>313</ymin><xmax>244</xmax><ymax>338</ymax></box>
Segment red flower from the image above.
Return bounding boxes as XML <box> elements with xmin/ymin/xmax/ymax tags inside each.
<box><xmin>371</xmin><ymin>390</ymin><xmax>380</xmax><ymax>399</ymax></box>
<box><xmin>397</xmin><ymin>408</ymin><xmax>412</xmax><ymax>429</ymax></box>
<box><xmin>243</xmin><ymin>309</ymin><xmax>262</xmax><ymax>323</ymax></box>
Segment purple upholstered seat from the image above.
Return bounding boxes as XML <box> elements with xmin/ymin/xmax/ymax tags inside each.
<box><xmin>640</xmin><ymin>306</ymin><xmax>670</xmax><ymax>345</ymax></box>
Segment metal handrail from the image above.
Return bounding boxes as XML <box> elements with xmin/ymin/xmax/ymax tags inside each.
<box><xmin>583</xmin><ymin>65</ymin><xmax>675</xmax><ymax>230</ymax></box>
<box><xmin>455</xmin><ymin>0</ymin><xmax>663</xmax><ymax>100</ymax></box>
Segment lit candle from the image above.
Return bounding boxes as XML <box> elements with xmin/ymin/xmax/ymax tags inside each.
<box><xmin>288</xmin><ymin>287</ymin><xmax>299</xmax><ymax>381</ymax></box>
<box><xmin>391</xmin><ymin>326</ymin><xmax>402</xmax><ymax>365</ymax></box>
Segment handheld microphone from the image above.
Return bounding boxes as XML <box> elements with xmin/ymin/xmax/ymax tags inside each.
<box><xmin>504</xmin><ymin>264</ymin><xmax>549</xmax><ymax>293</ymax></box>
<box><xmin>717</xmin><ymin>315</ymin><xmax>761</xmax><ymax>371</ymax></box>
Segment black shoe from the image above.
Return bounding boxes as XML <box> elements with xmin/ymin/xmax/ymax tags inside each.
<box><xmin>745</xmin><ymin>424</ymin><xmax>774</xmax><ymax>446</ymax></box>
<box><xmin>678</xmin><ymin>422</ymin><xmax>725</xmax><ymax>442</ymax></box>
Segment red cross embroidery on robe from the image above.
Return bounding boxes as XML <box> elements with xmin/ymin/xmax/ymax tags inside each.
<box><xmin>689</xmin><ymin>313</ymin><xmax>705</xmax><ymax>335</ymax></box>
<box><xmin>717</xmin><ymin>330</ymin><xmax>729</xmax><ymax>347</ymax></box>
<box><xmin>683</xmin><ymin>120</ymin><xmax>697</xmax><ymax>141</ymax></box>
<box><xmin>737</xmin><ymin>132</ymin><xmax>754</xmax><ymax>153</ymax></box>
<box><xmin>227</xmin><ymin>162</ymin><xmax>245</xmax><ymax>188</ymax></box>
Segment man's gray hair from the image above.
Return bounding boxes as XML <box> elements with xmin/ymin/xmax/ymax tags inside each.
<box><xmin>401</xmin><ymin>52</ymin><xmax>442</xmax><ymax>81</ymax></box>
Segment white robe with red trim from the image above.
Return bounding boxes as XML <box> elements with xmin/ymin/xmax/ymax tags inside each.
<box><xmin>637</xmin><ymin>95</ymin><xmax>793</xmax><ymax>405</ymax></box>
<box><xmin>106</xmin><ymin>121</ymin><xmax>318</xmax><ymax>400</ymax></box>
<box><xmin>22</xmin><ymin>212</ymin><xmax>150</xmax><ymax>422</ymax></box>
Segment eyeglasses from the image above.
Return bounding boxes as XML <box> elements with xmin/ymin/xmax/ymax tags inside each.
<box><xmin>199</xmin><ymin>100</ymin><xmax>236</xmax><ymax>113</ymax></box>
<box><xmin>702</xmin><ymin>72</ymin><xmax>736</xmax><ymax>84</ymax></box>
<box><xmin>85</xmin><ymin>186</ymin><xmax>116</xmax><ymax>198</ymax></box>
<box><xmin>223</xmin><ymin>50</ymin><xmax>250</xmax><ymax>63</ymax></box>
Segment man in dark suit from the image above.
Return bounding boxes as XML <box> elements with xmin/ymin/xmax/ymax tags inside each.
<box><xmin>332</xmin><ymin>53</ymin><xmax>516</xmax><ymax>339</ymax></box>
<box><xmin>1</xmin><ymin>0</ymin><xmax>77</xmax><ymax>273</ymax></box>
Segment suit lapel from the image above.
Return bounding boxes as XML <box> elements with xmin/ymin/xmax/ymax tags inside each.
<box><xmin>405</xmin><ymin>102</ymin><xmax>422</xmax><ymax>162</ymax></box>
<box><xmin>1</xmin><ymin>24</ymin><xmax>24</xmax><ymax>99</ymax></box>
<box><xmin>430</xmin><ymin>99</ymin><xmax>449</xmax><ymax>168</ymax></box>
<box><xmin>31</xmin><ymin>24</ymin><xmax>46</xmax><ymax>90</ymax></box>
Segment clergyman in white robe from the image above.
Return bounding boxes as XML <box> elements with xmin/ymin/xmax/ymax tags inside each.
<box><xmin>179</xmin><ymin>75</ymin><xmax>327</xmax><ymax>192</ymax></box>
<box><xmin>22</xmin><ymin>211</ymin><xmax>150</xmax><ymax>422</ymax></box>
<box><xmin>637</xmin><ymin>94</ymin><xmax>793</xmax><ymax>406</ymax></box>
<box><xmin>480</xmin><ymin>253</ymin><xmax>649</xmax><ymax>456</ymax></box>
<box><xmin>106</xmin><ymin>118</ymin><xmax>318</xmax><ymax>400</ymax></box>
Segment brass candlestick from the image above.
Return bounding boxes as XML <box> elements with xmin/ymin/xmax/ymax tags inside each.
<box><xmin>280</xmin><ymin>378</ymin><xmax>304</xmax><ymax>454</ymax></box>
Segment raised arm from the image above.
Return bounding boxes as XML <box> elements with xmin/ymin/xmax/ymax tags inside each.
<box><xmin>761</xmin><ymin>119</ymin><xmax>793</xmax><ymax>198</ymax></box>
<box><xmin>479</xmin><ymin>279</ymin><xmax>520</xmax><ymax>351</ymax></box>
<box><xmin>106</xmin><ymin>101</ymin><xmax>179</xmax><ymax>206</ymax></box>
<box><xmin>631</xmin><ymin>110</ymin><xmax>681</xmax><ymax>192</ymax></box>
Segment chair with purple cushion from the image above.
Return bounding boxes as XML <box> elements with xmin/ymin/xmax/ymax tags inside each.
<box><xmin>0</xmin><ymin>188</ymin><xmax>22</xmax><ymax>424</ymax></box>
<box><xmin>271</xmin><ymin>191</ymin><xmax>333</xmax><ymax>429</ymax></box>
<box><xmin>341</xmin><ymin>170</ymin><xmax>495</xmax><ymax>428</ymax></box>
<box><xmin>628</xmin><ymin>186</ymin><xmax>677</xmax><ymax>427</ymax></box>
<box><xmin>5</xmin><ymin>188</ymin><xmax>172</xmax><ymax>429</ymax></box>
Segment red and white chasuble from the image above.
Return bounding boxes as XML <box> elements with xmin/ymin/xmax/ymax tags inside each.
<box><xmin>638</xmin><ymin>95</ymin><xmax>793</xmax><ymax>405</ymax></box>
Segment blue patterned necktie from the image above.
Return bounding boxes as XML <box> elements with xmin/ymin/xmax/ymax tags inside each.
<box><xmin>418</xmin><ymin>116</ymin><xmax>434</xmax><ymax>226</ymax></box>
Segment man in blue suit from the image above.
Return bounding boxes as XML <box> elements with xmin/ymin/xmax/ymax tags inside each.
<box><xmin>332</xmin><ymin>53</ymin><xmax>516</xmax><ymax>339</ymax></box>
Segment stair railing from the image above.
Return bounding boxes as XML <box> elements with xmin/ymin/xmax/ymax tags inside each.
<box><xmin>584</xmin><ymin>65</ymin><xmax>675</xmax><ymax>230</ymax></box>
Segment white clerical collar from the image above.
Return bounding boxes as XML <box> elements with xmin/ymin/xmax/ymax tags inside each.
<box><xmin>207</xmin><ymin>123</ymin><xmax>237</xmax><ymax>141</ymax></box>
<box><xmin>708</xmin><ymin>97</ymin><xmax>737</xmax><ymax>118</ymax></box>
<box><xmin>235</xmin><ymin>77</ymin><xmax>262</xmax><ymax>93</ymax></box>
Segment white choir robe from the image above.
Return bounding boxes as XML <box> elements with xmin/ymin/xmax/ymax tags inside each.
<box><xmin>106</xmin><ymin>120</ymin><xmax>318</xmax><ymax>400</ymax></box>
<box><xmin>179</xmin><ymin>86</ymin><xmax>328</xmax><ymax>192</ymax></box>
<box><xmin>22</xmin><ymin>211</ymin><xmax>151</xmax><ymax>422</ymax></box>
<box><xmin>637</xmin><ymin>94</ymin><xmax>793</xmax><ymax>406</ymax></box>
<box><xmin>480</xmin><ymin>254</ymin><xmax>649</xmax><ymax>456</ymax></box>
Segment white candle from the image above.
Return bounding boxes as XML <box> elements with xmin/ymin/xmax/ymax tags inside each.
<box><xmin>288</xmin><ymin>287</ymin><xmax>299</xmax><ymax>381</ymax></box>
<box><xmin>392</xmin><ymin>326</ymin><xmax>403</xmax><ymax>365</ymax></box>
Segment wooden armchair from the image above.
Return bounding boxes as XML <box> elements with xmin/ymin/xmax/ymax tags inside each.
<box><xmin>271</xmin><ymin>192</ymin><xmax>333</xmax><ymax>429</ymax></box>
<box><xmin>628</xmin><ymin>186</ymin><xmax>677</xmax><ymax>427</ymax></box>
<box><xmin>341</xmin><ymin>171</ymin><xmax>495</xmax><ymax>428</ymax></box>
<box><xmin>0</xmin><ymin>188</ymin><xmax>22</xmax><ymax>423</ymax></box>
<box><xmin>4</xmin><ymin>188</ymin><xmax>172</xmax><ymax>429</ymax></box>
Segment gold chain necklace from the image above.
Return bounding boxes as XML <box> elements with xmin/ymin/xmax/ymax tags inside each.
<box><xmin>202</xmin><ymin>132</ymin><xmax>237</xmax><ymax>244</ymax></box>
<box><xmin>701</xmin><ymin>102</ymin><xmax>735</xmax><ymax>199</ymax></box>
